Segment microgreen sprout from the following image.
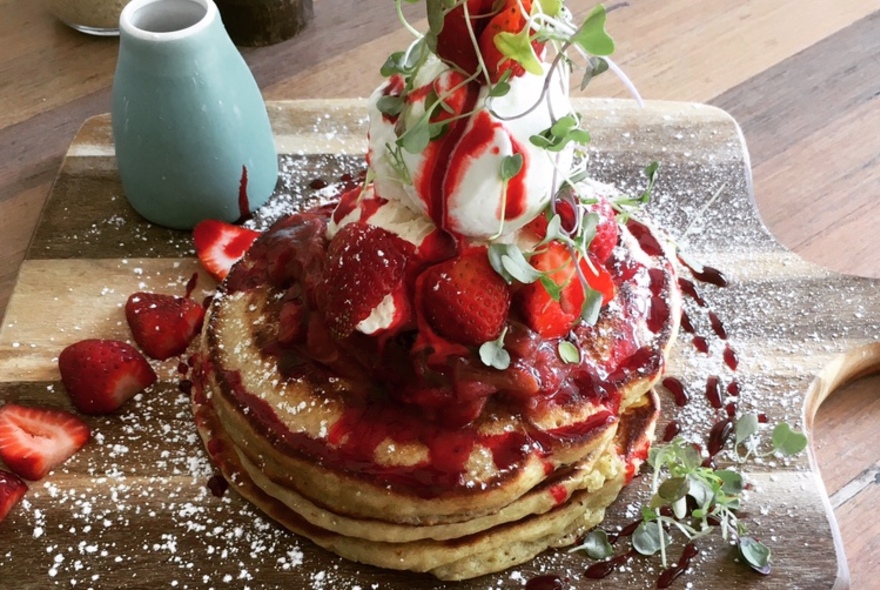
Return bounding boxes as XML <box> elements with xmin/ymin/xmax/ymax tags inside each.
<box><xmin>478</xmin><ymin>327</ymin><xmax>511</xmax><ymax>370</ymax></box>
<box><xmin>579</xmin><ymin>419</ymin><xmax>807</xmax><ymax>577</ymax></box>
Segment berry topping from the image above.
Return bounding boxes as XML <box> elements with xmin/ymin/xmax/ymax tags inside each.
<box><xmin>321</xmin><ymin>222</ymin><xmax>415</xmax><ymax>339</ymax></box>
<box><xmin>59</xmin><ymin>339</ymin><xmax>158</xmax><ymax>414</ymax></box>
<box><xmin>126</xmin><ymin>292</ymin><xmax>206</xmax><ymax>360</ymax></box>
<box><xmin>517</xmin><ymin>242</ymin><xmax>614</xmax><ymax>339</ymax></box>
<box><xmin>0</xmin><ymin>404</ymin><xmax>90</xmax><ymax>481</ymax></box>
<box><xmin>0</xmin><ymin>469</ymin><xmax>27</xmax><ymax>523</ymax></box>
<box><xmin>586</xmin><ymin>194</ymin><xmax>619</xmax><ymax>263</ymax></box>
<box><xmin>193</xmin><ymin>219</ymin><xmax>261</xmax><ymax>281</ymax></box>
<box><xmin>434</xmin><ymin>0</ymin><xmax>496</xmax><ymax>76</ymax></box>
<box><xmin>419</xmin><ymin>248</ymin><xmax>510</xmax><ymax>346</ymax></box>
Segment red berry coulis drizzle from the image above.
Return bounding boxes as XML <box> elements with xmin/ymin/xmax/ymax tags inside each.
<box><xmin>568</xmin><ymin>255</ymin><xmax>740</xmax><ymax>586</ymax></box>
<box><xmin>524</xmin><ymin>574</ymin><xmax>568</xmax><ymax>590</ymax></box>
<box><xmin>657</xmin><ymin>543</ymin><xmax>700</xmax><ymax>588</ymax></box>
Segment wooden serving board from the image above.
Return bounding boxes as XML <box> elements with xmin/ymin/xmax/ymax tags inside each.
<box><xmin>0</xmin><ymin>99</ymin><xmax>864</xmax><ymax>589</ymax></box>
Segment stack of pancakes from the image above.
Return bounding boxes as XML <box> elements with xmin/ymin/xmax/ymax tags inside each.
<box><xmin>192</xmin><ymin>205</ymin><xmax>680</xmax><ymax>580</ymax></box>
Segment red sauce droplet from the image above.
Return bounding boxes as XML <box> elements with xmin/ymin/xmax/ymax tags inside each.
<box><xmin>185</xmin><ymin>272</ymin><xmax>199</xmax><ymax>298</ymax></box>
<box><xmin>207</xmin><ymin>474</ymin><xmax>228</xmax><ymax>497</ymax></box>
<box><xmin>707</xmin><ymin>418</ymin><xmax>733</xmax><ymax>457</ymax></box>
<box><xmin>309</xmin><ymin>178</ymin><xmax>329</xmax><ymax>190</ymax></box>
<box><xmin>727</xmin><ymin>380</ymin><xmax>741</xmax><ymax>396</ymax></box>
<box><xmin>661</xmin><ymin>377</ymin><xmax>689</xmax><ymax>406</ymax></box>
<box><xmin>725</xmin><ymin>401</ymin><xmax>737</xmax><ymax>418</ymax></box>
<box><xmin>525</xmin><ymin>574</ymin><xmax>567</xmax><ymax>590</ymax></box>
<box><xmin>705</xmin><ymin>375</ymin><xmax>723</xmax><ymax>409</ymax></box>
<box><xmin>236</xmin><ymin>165</ymin><xmax>251</xmax><ymax>222</ymax></box>
<box><xmin>757</xmin><ymin>413</ymin><xmax>769</xmax><ymax>424</ymax></box>
<box><xmin>663</xmin><ymin>420</ymin><xmax>681</xmax><ymax>442</ymax></box>
<box><xmin>177</xmin><ymin>361</ymin><xmax>189</xmax><ymax>375</ymax></box>
<box><xmin>678</xmin><ymin>278</ymin><xmax>706</xmax><ymax>307</ymax></box>
<box><xmin>680</xmin><ymin>310</ymin><xmax>695</xmax><ymax>334</ymax></box>
<box><xmin>549</xmin><ymin>484</ymin><xmax>567</xmax><ymax>506</ymax></box>
<box><xmin>178</xmin><ymin>380</ymin><xmax>193</xmax><ymax>395</ymax></box>
<box><xmin>691</xmin><ymin>265</ymin><xmax>729</xmax><ymax>287</ymax></box>
<box><xmin>693</xmin><ymin>336</ymin><xmax>709</xmax><ymax>354</ymax></box>
<box><xmin>708</xmin><ymin>311</ymin><xmax>727</xmax><ymax>339</ymax></box>
<box><xmin>585</xmin><ymin>551</ymin><xmax>633</xmax><ymax>579</ymax></box>
<box><xmin>657</xmin><ymin>542</ymin><xmax>700</xmax><ymax>588</ymax></box>
<box><xmin>608</xmin><ymin>519</ymin><xmax>642</xmax><ymax>544</ymax></box>
<box><xmin>723</xmin><ymin>344</ymin><xmax>739</xmax><ymax>370</ymax></box>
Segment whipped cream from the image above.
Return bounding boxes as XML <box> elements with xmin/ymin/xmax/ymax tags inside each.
<box><xmin>368</xmin><ymin>54</ymin><xmax>574</xmax><ymax>240</ymax></box>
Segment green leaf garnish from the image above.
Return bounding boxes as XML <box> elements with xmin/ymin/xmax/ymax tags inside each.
<box><xmin>376</xmin><ymin>95</ymin><xmax>404</xmax><ymax>117</ymax></box>
<box><xmin>735</xmin><ymin>413</ymin><xmax>759</xmax><ymax>447</ymax></box>
<box><xmin>557</xmin><ymin>341</ymin><xmax>580</xmax><ymax>364</ymax></box>
<box><xmin>500</xmin><ymin>153</ymin><xmax>524</xmax><ymax>181</ymax></box>
<box><xmin>478</xmin><ymin>328</ymin><xmax>510</xmax><ymax>370</ymax></box>
<box><xmin>739</xmin><ymin>536</ymin><xmax>772</xmax><ymax>574</ymax></box>
<box><xmin>771</xmin><ymin>422</ymin><xmax>808</xmax><ymax>456</ymax></box>
<box><xmin>568</xmin><ymin>529</ymin><xmax>613</xmax><ymax>560</ymax></box>
<box><xmin>572</xmin><ymin>5</ymin><xmax>615</xmax><ymax>56</ymax></box>
<box><xmin>632</xmin><ymin>521</ymin><xmax>668</xmax><ymax>556</ymax></box>
<box><xmin>494</xmin><ymin>27</ymin><xmax>544</xmax><ymax>76</ymax></box>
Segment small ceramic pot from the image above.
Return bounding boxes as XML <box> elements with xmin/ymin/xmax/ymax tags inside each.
<box><xmin>112</xmin><ymin>0</ymin><xmax>278</xmax><ymax>229</ymax></box>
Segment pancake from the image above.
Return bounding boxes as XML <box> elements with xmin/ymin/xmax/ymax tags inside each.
<box><xmin>192</xmin><ymin>195</ymin><xmax>681</xmax><ymax>579</ymax></box>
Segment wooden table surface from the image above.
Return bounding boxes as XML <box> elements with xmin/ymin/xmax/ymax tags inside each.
<box><xmin>1</xmin><ymin>1</ymin><xmax>879</xmax><ymax>588</ymax></box>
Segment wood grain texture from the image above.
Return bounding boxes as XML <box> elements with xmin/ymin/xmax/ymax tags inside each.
<box><xmin>0</xmin><ymin>99</ymin><xmax>862</xmax><ymax>589</ymax></box>
<box><xmin>2</xmin><ymin>1</ymin><xmax>880</xmax><ymax>587</ymax></box>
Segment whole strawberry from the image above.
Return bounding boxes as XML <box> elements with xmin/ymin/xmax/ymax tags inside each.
<box><xmin>0</xmin><ymin>404</ymin><xmax>90</xmax><ymax>480</ymax></box>
<box><xmin>419</xmin><ymin>248</ymin><xmax>510</xmax><ymax>346</ymax></box>
<box><xmin>321</xmin><ymin>222</ymin><xmax>415</xmax><ymax>339</ymax></box>
<box><xmin>126</xmin><ymin>292</ymin><xmax>206</xmax><ymax>360</ymax></box>
<box><xmin>59</xmin><ymin>339</ymin><xmax>157</xmax><ymax>414</ymax></box>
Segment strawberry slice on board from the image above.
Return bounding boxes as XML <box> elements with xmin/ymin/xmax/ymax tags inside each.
<box><xmin>418</xmin><ymin>247</ymin><xmax>511</xmax><ymax>347</ymax></box>
<box><xmin>517</xmin><ymin>241</ymin><xmax>614</xmax><ymax>339</ymax></box>
<box><xmin>125</xmin><ymin>292</ymin><xmax>206</xmax><ymax>361</ymax></box>
<box><xmin>193</xmin><ymin>219</ymin><xmax>261</xmax><ymax>281</ymax></box>
<box><xmin>321</xmin><ymin>222</ymin><xmax>416</xmax><ymax>340</ymax></box>
<box><xmin>0</xmin><ymin>469</ymin><xmax>27</xmax><ymax>523</ymax></box>
<box><xmin>0</xmin><ymin>404</ymin><xmax>90</xmax><ymax>481</ymax></box>
<box><xmin>59</xmin><ymin>339</ymin><xmax>158</xmax><ymax>414</ymax></box>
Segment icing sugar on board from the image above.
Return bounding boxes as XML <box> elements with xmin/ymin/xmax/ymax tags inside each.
<box><xmin>0</xmin><ymin>99</ymin><xmax>858</xmax><ymax>589</ymax></box>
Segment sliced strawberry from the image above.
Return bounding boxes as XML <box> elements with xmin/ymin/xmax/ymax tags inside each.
<box><xmin>586</xmin><ymin>194</ymin><xmax>619</xmax><ymax>263</ymax></box>
<box><xmin>434</xmin><ymin>0</ymin><xmax>496</xmax><ymax>75</ymax></box>
<box><xmin>321</xmin><ymin>222</ymin><xmax>415</xmax><ymax>339</ymax></box>
<box><xmin>126</xmin><ymin>292</ymin><xmax>206</xmax><ymax>360</ymax></box>
<box><xmin>478</xmin><ymin>0</ymin><xmax>542</xmax><ymax>83</ymax></box>
<box><xmin>0</xmin><ymin>404</ymin><xmax>90</xmax><ymax>480</ymax></box>
<box><xmin>418</xmin><ymin>247</ymin><xmax>511</xmax><ymax>346</ymax></box>
<box><xmin>0</xmin><ymin>469</ymin><xmax>27</xmax><ymax>522</ymax></box>
<box><xmin>59</xmin><ymin>339</ymin><xmax>158</xmax><ymax>414</ymax></box>
<box><xmin>193</xmin><ymin>219</ymin><xmax>261</xmax><ymax>281</ymax></box>
<box><xmin>517</xmin><ymin>242</ymin><xmax>615</xmax><ymax>339</ymax></box>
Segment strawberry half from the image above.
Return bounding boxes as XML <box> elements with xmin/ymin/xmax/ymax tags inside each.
<box><xmin>478</xmin><ymin>0</ymin><xmax>542</xmax><ymax>83</ymax></box>
<box><xmin>0</xmin><ymin>404</ymin><xmax>90</xmax><ymax>480</ymax></box>
<box><xmin>434</xmin><ymin>0</ymin><xmax>496</xmax><ymax>75</ymax></box>
<box><xmin>126</xmin><ymin>292</ymin><xmax>206</xmax><ymax>360</ymax></box>
<box><xmin>193</xmin><ymin>219</ymin><xmax>261</xmax><ymax>281</ymax></box>
<box><xmin>0</xmin><ymin>469</ymin><xmax>27</xmax><ymax>522</ymax></box>
<box><xmin>516</xmin><ymin>242</ymin><xmax>615</xmax><ymax>339</ymax></box>
<box><xmin>59</xmin><ymin>339</ymin><xmax>158</xmax><ymax>414</ymax></box>
<box><xmin>419</xmin><ymin>248</ymin><xmax>511</xmax><ymax>346</ymax></box>
<box><xmin>321</xmin><ymin>222</ymin><xmax>415</xmax><ymax>339</ymax></box>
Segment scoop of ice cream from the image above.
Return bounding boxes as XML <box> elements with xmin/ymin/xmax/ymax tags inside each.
<box><xmin>368</xmin><ymin>54</ymin><xmax>574</xmax><ymax>241</ymax></box>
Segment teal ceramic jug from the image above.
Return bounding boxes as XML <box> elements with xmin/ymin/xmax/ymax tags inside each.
<box><xmin>112</xmin><ymin>0</ymin><xmax>278</xmax><ymax>229</ymax></box>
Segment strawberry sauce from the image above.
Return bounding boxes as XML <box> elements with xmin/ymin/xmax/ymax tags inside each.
<box><xmin>213</xmin><ymin>203</ymin><xmax>677</xmax><ymax>497</ymax></box>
